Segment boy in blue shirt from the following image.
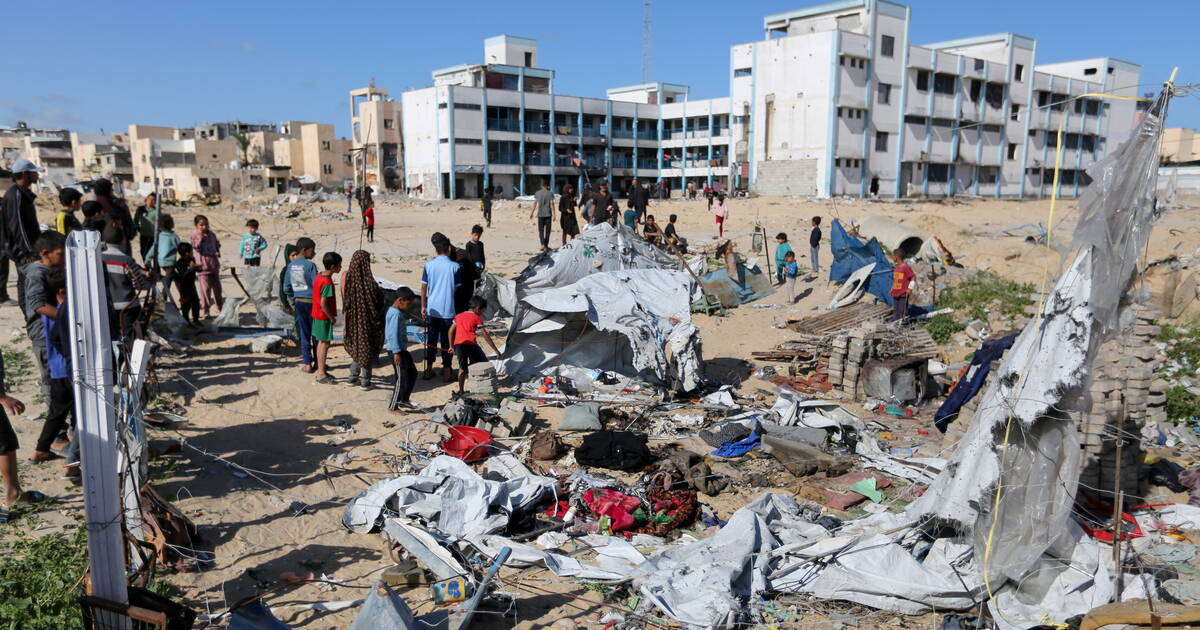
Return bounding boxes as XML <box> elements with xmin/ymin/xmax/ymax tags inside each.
<box><xmin>421</xmin><ymin>237</ymin><xmax>461</xmax><ymax>382</ymax></box>
<box><xmin>783</xmin><ymin>251</ymin><xmax>800</xmax><ymax>303</ymax></box>
<box><xmin>239</xmin><ymin>219</ymin><xmax>267</xmax><ymax>267</ymax></box>
<box><xmin>386</xmin><ymin>287</ymin><xmax>418</xmax><ymax>412</ymax></box>
<box><xmin>774</xmin><ymin>232</ymin><xmax>793</xmax><ymax>286</ymax></box>
<box><xmin>283</xmin><ymin>237</ymin><xmax>318</xmax><ymax>372</ymax></box>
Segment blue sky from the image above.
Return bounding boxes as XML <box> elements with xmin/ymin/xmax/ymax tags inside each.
<box><xmin>5</xmin><ymin>0</ymin><xmax>1195</xmax><ymax>137</ymax></box>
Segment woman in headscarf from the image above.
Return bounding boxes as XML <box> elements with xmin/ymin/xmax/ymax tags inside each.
<box><xmin>342</xmin><ymin>249</ymin><xmax>384</xmax><ymax>389</ymax></box>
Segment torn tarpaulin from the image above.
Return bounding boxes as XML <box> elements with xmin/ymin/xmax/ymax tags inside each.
<box><xmin>341</xmin><ymin>455</ymin><xmax>556</xmax><ymax>536</ymax></box>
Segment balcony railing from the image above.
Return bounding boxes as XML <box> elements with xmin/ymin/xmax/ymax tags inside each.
<box><xmin>488</xmin><ymin>151</ymin><xmax>520</xmax><ymax>164</ymax></box>
<box><xmin>637</xmin><ymin>158</ymin><xmax>658</xmax><ymax>169</ymax></box>
<box><xmin>581</xmin><ymin>125</ymin><xmax>605</xmax><ymax>137</ymax></box>
<box><xmin>486</xmin><ymin>118</ymin><xmax>520</xmax><ymax>132</ymax></box>
<box><xmin>612</xmin><ymin>128</ymin><xmax>635</xmax><ymax>139</ymax></box>
<box><xmin>524</xmin><ymin>120</ymin><xmax>550</xmax><ymax>134</ymax></box>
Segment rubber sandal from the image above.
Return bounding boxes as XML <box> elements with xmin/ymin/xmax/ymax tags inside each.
<box><xmin>314</xmin><ymin>376</ymin><xmax>334</xmax><ymax>384</ymax></box>
<box><xmin>16</xmin><ymin>490</ymin><xmax>46</xmax><ymax>505</ymax></box>
<box><xmin>0</xmin><ymin>509</ymin><xmax>11</xmax><ymax>523</ymax></box>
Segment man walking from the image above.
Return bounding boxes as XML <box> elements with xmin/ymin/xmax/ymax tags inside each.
<box><xmin>530</xmin><ymin>183</ymin><xmax>555</xmax><ymax>250</ymax></box>
<box><xmin>2</xmin><ymin>160</ymin><xmax>45</xmax><ymax>310</ymax></box>
<box><xmin>629</xmin><ymin>178</ymin><xmax>650</xmax><ymax>229</ymax></box>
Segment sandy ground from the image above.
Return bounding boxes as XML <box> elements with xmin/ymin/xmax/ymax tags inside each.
<box><xmin>3</xmin><ymin>189</ymin><xmax>1200</xmax><ymax>628</ymax></box>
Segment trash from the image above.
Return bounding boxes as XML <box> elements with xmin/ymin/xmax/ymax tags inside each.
<box><xmin>440</xmin><ymin>426</ymin><xmax>493</xmax><ymax>462</ymax></box>
<box><xmin>712</xmin><ymin>422</ymin><xmax>761</xmax><ymax>457</ymax></box>
<box><xmin>559</xmin><ymin>402</ymin><xmax>602</xmax><ymax>431</ymax></box>
<box><xmin>381</xmin><ymin>559</ymin><xmax>427</xmax><ymax>587</ymax></box>
<box><xmin>574</xmin><ymin>431</ymin><xmax>656</xmax><ymax>472</ymax></box>
<box><xmin>849</xmin><ymin>477</ymin><xmax>885</xmax><ymax>503</ymax></box>
<box><xmin>534</xmin><ymin>531</ymin><xmax>569</xmax><ymax>549</ymax></box>
<box><xmin>529</xmin><ymin>430</ymin><xmax>565</xmax><ymax>461</ymax></box>
<box><xmin>431</xmin><ymin>576</ymin><xmax>469</xmax><ymax>605</ymax></box>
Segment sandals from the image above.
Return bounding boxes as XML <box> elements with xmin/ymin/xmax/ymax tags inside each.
<box><xmin>314</xmin><ymin>375</ymin><xmax>334</xmax><ymax>384</ymax></box>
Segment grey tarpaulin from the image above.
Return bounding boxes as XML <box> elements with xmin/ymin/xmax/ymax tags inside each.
<box><xmin>478</xmin><ymin>222</ymin><xmax>685</xmax><ymax>317</ymax></box>
<box><xmin>214</xmin><ymin>265</ymin><xmax>294</xmax><ymax>329</ymax></box>
<box><xmin>341</xmin><ymin>455</ymin><xmax>557</xmax><ymax>536</ymax></box>
<box><xmin>498</xmin><ymin>269</ymin><xmax>704</xmax><ymax>393</ymax></box>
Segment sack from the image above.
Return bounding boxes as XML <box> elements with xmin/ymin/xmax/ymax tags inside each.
<box><xmin>530</xmin><ymin>430</ymin><xmax>564</xmax><ymax>461</ymax></box>
<box><xmin>559</xmin><ymin>402</ymin><xmax>601</xmax><ymax>431</ymax></box>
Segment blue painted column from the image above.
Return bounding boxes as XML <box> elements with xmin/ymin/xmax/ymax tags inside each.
<box><xmin>633</xmin><ymin>103</ymin><xmax>639</xmax><ymax>182</ymax></box>
<box><xmin>972</xmin><ymin>62</ymin><xmax>987</xmax><ymax>196</ymax></box>
<box><xmin>518</xmin><ymin>68</ymin><xmax>526</xmax><ymax>194</ymax></box>
<box><xmin>860</xmin><ymin>0</ymin><xmax>878</xmax><ymax>198</ymax></box>
<box><xmin>707</xmin><ymin>106</ymin><xmax>714</xmax><ymax>185</ymax></box>
<box><xmin>1017</xmin><ymin>39</ymin><xmax>1038</xmax><ymax>198</ymax></box>
<box><xmin>748</xmin><ymin>42</ymin><xmax>758</xmax><ymax>189</ymax></box>
<box><xmin>434</xmin><ymin>87</ymin><xmax>442</xmax><ymax>198</ymax></box>
<box><xmin>448</xmin><ymin>85</ymin><xmax>457</xmax><ymax>200</ymax></box>
<box><xmin>549</xmin><ymin>92</ymin><xmax>557</xmax><ymax>193</ymax></box>
<box><xmin>1039</xmin><ymin>76</ymin><xmax>1053</xmax><ymax>199</ymax></box>
<box><xmin>605</xmin><ymin>100</ymin><xmax>613</xmax><ymax>188</ymax></box>
<box><xmin>947</xmin><ymin>56</ymin><xmax>965</xmax><ymax>196</ymax></box>
<box><xmin>921</xmin><ymin>49</ymin><xmax>935</xmax><ymax>196</ymax></box>
<box><xmin>577</xmin><ymin>99</ymin><xmax>584</xmax><ymax>193</ymax></box>
<box><xmin>481</xmin><ymin>87</ymin><xmax>490</xmax><ymax>192</ymax></box>
<box><xmin>826</xmin><ymin>31</ymin><xmax>843</xmax><ymax>197</ymax></box>
<box><xmin>892</xmin><ymin>5</ymin><xmax>911</xmax><ymax>198</ymax></box>
<box><xmin>996</xmin><ymin>37</ymin><xmax>1013</xmax><ymax>199</ymax></box>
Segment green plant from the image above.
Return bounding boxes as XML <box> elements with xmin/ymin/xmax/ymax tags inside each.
<box><xmin>937</xmin><ymin>272</ymin><xmax>1035</xmax><ymax>319</ymax></box>
<box><xmin>1</xmin><ymin>347</ymin><xmax>31</xmax><ymax>390</ymax></box>
<box><xmin>1164</xmin><ymin>385</ymin><xmax>1200</xmax><ymax>425</ymax></box>
<box><xmin>925</xmin><ymin>313</ymin><xmax>966</xmax><ymax>344</ymax></box>
<box><xmin>0</xmin><ymin>525</ymin><xmax>87</xmax><ymax>629</ymax></box>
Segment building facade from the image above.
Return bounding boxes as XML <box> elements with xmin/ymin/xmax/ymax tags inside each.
<box><xmin>349</xmin><ymin>86</ymin><xmax>402</xmax><ymax>190</ymax></box>
<box><xmin>393</xmin><ymin>2</ymin><xmax>1141</xmax><ymax>200</ymax></box>
<box><xmin>1162</xmin><ymin>128</ymin><xmax>1200</xmax><ymax>165</ymax></box>
<box><xmin>275</xmin><ymin>121</ymin><xmax>352</xmax><ymax>186</ymax></box>
<box><xmin>70</xmin><ymin>132</ymin><xmax>132</xmax><ymax>185</ymax></box>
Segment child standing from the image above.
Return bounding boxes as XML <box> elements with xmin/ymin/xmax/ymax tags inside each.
<box><xmin>889</xmin><ymin>250</ymin><xmax>914</xmax><ymax>323</ymax></box>
<box><xmin>24</xmin><ymin>232</ymin><xmax>67</xmax><ymax>392</ymax></box>
<box><xmin>386</xmin><ymin>287</ymin><xmax>418</xmax><ymax>412</ymax></box>
<box><xmin>466</xmin><ymin>225</ymin><xmax>486</xmax><ymax>271</ymax></box>
<box><xmin>156</xmin><ymin>214</ymin><xmax>180</xmax><ymax>295</ymax></box>
<box><xmin>783</xmin><ymin>251</ymin><xmax>800</xmax><ymax>303</ymax></box>
<box><xmin>173</xmin><ymin>243</ymin><xmax>202</xmax><ymax>325</ymax></box>
<box><xmin>312</xmin><ymin>252</ymin><xmax>343</xmax><ymax>383</ymax></box>
<box><xmin>774</xmin><ymin>232</ymin><xmax>793</xmax><ymax>285</ymax></box>
<box><xmin>239</xmin><ymin>219</ymin><xmax>267</xmax><ymax>267</ymax></box>
<box><xmin>809</xmin><ymin>216</ymin><xmax>823</xmax><ymax>276</ymax></box>
<box><xmin>623</xmin><ymin>205</ymin><xmax>638</xmax><ymax>232</ymax></box>
<box><xmin>284</xmin><ymin>238</ymin><xmax>319</xmax><ymax>372</ymax></box>
<box><xmin>190</xmin><ymin>214</ymin><xmax>223</xmax><ymax>317</ymax></box>
<box><xmin>710</xmin><ymin>193</ymin><xmax>728</xmax><ymax>239</ymax></box>
<box><xmin>447</xmin><ymin>296</ymin><xmax>500</xmax><ymax>395</ymax></box>
<box><xmin>363</xmin><ymin>203</ymin><xmax>375</xmax><ymax>243</ymax></box>
<box><xmin>101</xmin><ymin>225</ymin><xmax>153</xmax><ymax>340</ymax></box>
<box><xmin>56</xmin><ymin>188</ymin><xmax>82</xmax><ymax>237</ymax></box>
<box><xmin>31</xmin><ymin>270</ymin><xmax>70</xmax><ymax>464</ymax></box>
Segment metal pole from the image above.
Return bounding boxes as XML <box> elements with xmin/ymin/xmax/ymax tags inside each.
<box><xmin>66</xmin><ymin>230</ymin><xmax>131</xmax><ymax>630</ymax></box>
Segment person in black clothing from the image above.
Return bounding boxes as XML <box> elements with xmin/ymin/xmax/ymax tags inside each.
<box><xmin>809</xmin><ymin>216</ymin><xmax>823</xmax><ymax>276</ymax></box>
<box><xmin>2</xmin><ymin>159</ymin><xmax>46</xmax><ymax>308</ymax></box>
<box><xmin>92</xmin><ymin>178</ymin><xmax>134</xmax><ymax>256</ymax></box>
<box><xmin>173</xmin><ymin>242</ymin><xmax>202</xmax><ymax>325</ymax></box>
<box><xmin>480</xmin><ymin>188</ymin><xmax>493</xmax><ymax>228</ymax></box>
<box><xmin>590</xmin><ymin>182</ymin><xmax>614</xmax><ymax>226</ymax></box>
<box><xmin>559</xmin><ymin>184</ymin><xmax>579</xmax><ymax>244</ymax></box>
<box><xmin>628</xmin><ymin>178</ymin><xmax>650</xmax><ymax>226</ymax></box>
<box><xmin>465</xmin><ymin>225</ymin><xmax>486</xmax><ymax>271</ymax></box>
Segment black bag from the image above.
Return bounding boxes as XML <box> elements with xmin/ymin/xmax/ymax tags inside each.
<box><xmin>575</xmin><ymin>430</ymin><xmax>656</xmax><ymax>472</ymax></box>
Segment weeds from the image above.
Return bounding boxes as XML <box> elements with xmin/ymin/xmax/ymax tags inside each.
<box><xmin>1</xmin><ymin>346</ymin><xmax>32</xmax><ymax>391</ymax></box>
<box><xmin>1156</xmin><ymin>322</ymin><xmax>1200</xmax><ymax>424</ymax></box>
<box><xmin>0</xmin><ymin>525</ymin><xmax>87</xmax><ymax>629</ymax></box>
<box><xmin>936</xmin><ymin>272</ymin><xmax>1035</xmax><ymax>319</ymax></box>
<box><xmin>925</xmin><ymin>314</ymin><xmax>966</xmax><ymax>344</ymax></box>
<box><xmin>1165</xmin><ymin>386</ymin><xmax>1200</xmax><ymax>425</ymax></box>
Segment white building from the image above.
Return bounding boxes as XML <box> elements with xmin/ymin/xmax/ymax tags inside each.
<box><xmin>396</xmin><ymin>1</ymin><xmax>1142</xmax><ymax>200</ymax></box>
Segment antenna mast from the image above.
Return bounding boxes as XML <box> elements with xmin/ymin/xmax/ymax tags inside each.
<box><xmin>642</xmin><ymin>0</ymin><xmax>652</xmax><ymax>83</ymax></box>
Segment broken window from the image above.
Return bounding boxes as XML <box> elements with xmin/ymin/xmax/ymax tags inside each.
<box><xmin>875</xmin><ymin>131</ymin><xmax>888</xmax><ymax>152</ymax></box>
<box><xmin>384</xmin><ymin>119</ymin><xmax>394</xmax><ymax>129</ymax></box>
<box><xmin>1011</xmin><ymin>103</ymin><xmax>1021</xmax><ymax>120</ymax></box>
<box><xmin>1083</xmin><ymin>67</ymin><xmax>1097</xmax><ymax>75</ymax></box>
<box><xmin>1065</xmin><ymin>133</ymin><xmax>1080</xmax><ymax>149</ymax></box>
<box><xmin>734</xmin><ymin>67</ymin><xmax>752</xmax><ymax>77</ymax></box>
<box><xmin>969</xmin><ymin>79</ymin><xmax>982</xmax><ymax>102</ymax></box>
<box><xmin>986</xmin><ymin>83</ymin><xmax>1004</xmax><ymax>109</ymax></box>
<box><xmin>927</xmin><ymin>163</ymin><xmax>949</xmax><ymax>182</ymax></box>
<box><xmin>524</xmin><ymin>51</ymin><xmax>533</xmax><ymax>67</ymax></box>
<box><xmin>321</xmin><ymin>140</ymin><xmax>332</xmax><ymax>151</ymax></box>
<box><xmin>1082</xmin><ymin>135</ymin><xmax>1096</xmax><ymax>152</ymax></box>
<box><xmin>1085</xmin><ymin>100</ymin><xmax>1100</xmax><ymax>116</ymax></box>
<box><xmin>974</xmin><ymin>58</ymin><xmax>984</xmax><ymax>72</ymax></box>
<box><xmin>877</xmin><ymin>83</ymin><xmax>891</xmax><ymax>105</ymax></box>
<box><xmin>916</xmin><ymin>70</ymin><xmax>930</xmax><ymax>91</ymax></box>
<box><xmin>1015</xmin><ymin>64</ymin><xmax>1025</xmax><ymax>81</ymax></box>
<box><xmin>880</xmin><ymin>34</ymin><xmax>895</xmax><ymax>57</ymax></box>
<box><xmin>1007</xmin><ymin>143</ymin><xmax>1018</xmax><ymax>160</ymax></box>
<box><xmin>933</xmin><ymin>73</ymin><xmax>955</xmax><ymax>95</ymax></box>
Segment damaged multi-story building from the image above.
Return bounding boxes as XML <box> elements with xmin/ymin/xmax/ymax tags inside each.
<box><xmin>388</xmin><ymin>0</ymin><xmax>1143</xmax><ymax>200</ymax></box>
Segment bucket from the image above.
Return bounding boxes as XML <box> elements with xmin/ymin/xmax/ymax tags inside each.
<box><xmin>441</xmin><ymin>425</ymin><xmax>493</xmax><ymax>462</ymax></box>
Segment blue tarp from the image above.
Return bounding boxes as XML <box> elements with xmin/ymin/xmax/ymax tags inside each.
<box><xmin>828</xmin><ymin>219</ymin><xmax>894</xmax><ymax>306</ymax></box>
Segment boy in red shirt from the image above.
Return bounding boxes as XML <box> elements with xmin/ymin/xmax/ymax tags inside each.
<box><xmin>363</xmin><ymin>203</ymin><xmax>375</xmax><ymax>243</ymax></box>
<box><xmin>889</xmin><ymin>250</ymin><xmax>914</xmax><ymax>323</ymax></box>
<box><xmin>447</xmin><ymin>296</ymin><xmax>500</xmax><ymax>394</ymax></box>
<box><xmin>312</xmin><ymin>252</ymin><xmax>343</xmax><ymax>383</ymax></box>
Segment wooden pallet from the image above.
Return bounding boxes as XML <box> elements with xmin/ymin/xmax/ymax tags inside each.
<box><xmin>787</xmin><ymin>302</ymin><xmax>890</xmax><ymax>335</ymax></box>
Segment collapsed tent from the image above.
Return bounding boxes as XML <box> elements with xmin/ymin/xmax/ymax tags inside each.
<box><xmin>828</xmin><ymin>219</ymin><xmax>893</xmax><ymax>306</ymax></box>
<box><xmin>498</xmin><ymin>268</ymin><xmax>703</xmax><ymax>393</ymax></box>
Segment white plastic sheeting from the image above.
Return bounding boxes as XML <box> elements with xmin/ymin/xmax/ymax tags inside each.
<box><xmin>499</xmin><ymin>269</ymin><xmax>704</xmax><ymax>393</ymax></box>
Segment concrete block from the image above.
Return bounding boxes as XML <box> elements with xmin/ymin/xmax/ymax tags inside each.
<box><xmin>250</xmin><ymin>334</ymin><xmax>285</xmax><ymax>353</ymax></box>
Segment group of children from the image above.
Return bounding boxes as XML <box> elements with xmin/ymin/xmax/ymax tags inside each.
<box><xmin>773</xmin><ymin>216</ymin><xmax>824</xmax><ymax>303</ymax></box>
<box><xmin>279</xmin><ymin>224</ymin><xmax>495</xmax><ymax>413</ymax></box>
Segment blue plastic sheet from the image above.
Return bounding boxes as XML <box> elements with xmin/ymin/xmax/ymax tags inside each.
<box><xmin>712</xmin><ymin>422</ymin><xmax>762</xmax><ymax>457</ymax></box>
<box><xmin>828</xmin><ymin>219</ymin><xmax>894</xmax><ymax>306</ymax></box>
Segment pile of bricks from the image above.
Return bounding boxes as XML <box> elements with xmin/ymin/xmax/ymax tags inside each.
<box><xmin>1078</xmin><ymin>302</ymin><xmax>1165</xmax><ymax>499</ymax></box>
<box><xmin>827</xmin><ymin>324</ymin><xmax>874</xmax><ymax>399</ymax></box>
